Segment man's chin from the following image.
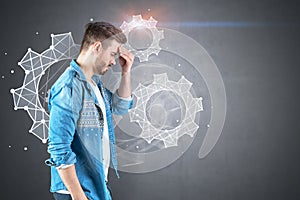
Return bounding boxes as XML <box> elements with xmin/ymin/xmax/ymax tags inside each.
<box><xmin>99</xmin><ymin>69</ymin><xmax>108</xmax><ymax>75</ymax></box>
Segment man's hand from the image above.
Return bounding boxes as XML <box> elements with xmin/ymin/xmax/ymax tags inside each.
<box><xmin>118</xmin><ymin>47</ymin><xmax>134</xmax><ymax>76</ymax></box>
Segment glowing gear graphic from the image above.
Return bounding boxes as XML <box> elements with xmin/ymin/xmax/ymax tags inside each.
<box><xmin>10</xmin><ymin>16</ymin><xmax>227</xmax><ymax>174</ymax></box>
<box><xmin>120</xmin><ymin>15</ymin><xmax>164</xmax><ymax>62</ymax></box>
<box><xmin>129</xmin><ymin>73</ymin><xmax>203</xmax><ymax>148</ymax></box>
<box><xmin>10</xmin><ymin>33</ymin><xmax>80</xmax><ymax>143</ymax></box>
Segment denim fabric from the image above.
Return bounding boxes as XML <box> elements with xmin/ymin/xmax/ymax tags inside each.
<box><xmin>53</xmin><ymin>193</ymin><xmax>72</xmax><ymax>200</ymax></box>
<box><xmin>53</xmin><ymin>183</ymin><xmax>113</xmax><ymax>200</ymax></box>
<box><xmin>45</xmin><ymin>60</ymin><xmax>132</xmax><ymax>200</ymax></box>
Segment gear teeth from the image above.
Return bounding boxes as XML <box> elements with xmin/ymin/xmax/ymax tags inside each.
<box><xmin>11</xmin><ymin>33</ymin><xmax>80</xmax><ymax>143</ymax></box>
<box><xmin>129</xmin><ymin>73</ymin><xmax>204</xmax><ymax>148</ymax></box>
<box><xmin>120</xmin><ymin>15</ymin><xmax>164</xmax><ymax>62</ymax></box>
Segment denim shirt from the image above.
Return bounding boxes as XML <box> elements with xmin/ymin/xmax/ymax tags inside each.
<box><xmin>45</xmin><ymin>60</ymin><xmax>133</xmax><ymax>200</ymax></box>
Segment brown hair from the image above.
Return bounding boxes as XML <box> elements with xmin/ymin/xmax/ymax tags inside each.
<box><xmin>80</xmin><ymin>22</ymin><xmax>127</xmax><ymax>52</ymax></box>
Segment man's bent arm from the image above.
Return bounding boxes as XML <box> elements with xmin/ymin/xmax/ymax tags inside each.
<box><xmin>117</xmin><ymin>47</ymin><xmax>133</xmax><ymax>98</ymax></box>
<box><xmin>57</xmin><ymin>164</ymin><xmax>89</xmax><ymax>200</ymax></box>
<box><xmin>117</xmin><ymin>72</ymin><xmax>131</xmax><ymax>98</ymax></box>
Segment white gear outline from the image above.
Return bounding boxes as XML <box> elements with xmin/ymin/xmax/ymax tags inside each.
<box><xmin>129</xmin><ymin>73</ymin><xmax>204</xmax><ymax>148</ymax></box>
<box><xmin>10</xmin><ymin>33</ymin><xmax>80</xmax><ymax>143</ymax></box>
<box><xmin>120</xmin><ymin>15</ymin><xmax>164</xmax><ymax>62</ymax></box>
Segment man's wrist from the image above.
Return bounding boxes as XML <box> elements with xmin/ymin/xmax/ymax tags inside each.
<box><xmin>122</xmin><ymin>71</ymin><xmax>130</xmax><ymax>77</ymax></box>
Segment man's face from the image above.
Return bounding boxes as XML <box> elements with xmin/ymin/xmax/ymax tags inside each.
<box><xmin>93</xmin><ymin>39</ymin><xmax>121</xmax><ymax>75</ymax></box>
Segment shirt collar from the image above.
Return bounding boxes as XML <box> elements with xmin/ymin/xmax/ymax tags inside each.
<box><xmin>70</xmin><ymin>59</ymin><xmax>102</xmax><ymax>85</ymax></box>
<box><xmin>70</xmin><ymin>59</ymin><xmax>87</xmax><ymax>81</ymax></box>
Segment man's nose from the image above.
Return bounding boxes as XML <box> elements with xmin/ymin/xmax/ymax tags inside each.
<box><xmin>111</xmin><ymin>59</ymin><xmax>116</xmax><ymax>66</ymax></box>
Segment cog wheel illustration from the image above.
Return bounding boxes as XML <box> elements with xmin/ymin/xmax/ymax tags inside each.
<box><xmin>120</xmin><ymin>15</ymin><xmax>164</xmax><ymax>62</ymax></box>
<box><xmin>10</xmin><ymin>33</ymin><xmax>80</xmax><ymax>143</ymax></box>
<box><xmin>9</xmin><ymin>17</ymin><xmax>226</xmax><ymax>175</ymax></box>
<box><xmin>129</xmin><ymin>73</ymin><xmax>203</xmax><ymax>148</ymax></box>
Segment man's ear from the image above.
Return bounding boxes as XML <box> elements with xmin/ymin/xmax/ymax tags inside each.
<box><xmin>92</xmin><ymin>41</ymin><xmax>102</xmax><ymax>53</ymax></box>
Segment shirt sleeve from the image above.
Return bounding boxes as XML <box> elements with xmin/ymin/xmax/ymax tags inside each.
<box><xmin>111</xmin><ymin>90</ymin><xmax>133</xmax><ymax>115</ymax></box>
<box><xmin>56</xmin><ymin>163</ymin><xmax>74</xmax><ymax>170</ymax></box>
<box><xmin>45</xmin><ymin>85</ymin><xmax>79</xmax><ymax>168</ymax></box>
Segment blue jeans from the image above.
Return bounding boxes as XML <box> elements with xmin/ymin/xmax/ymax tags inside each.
<box><xmin>53</xmin><ymin>183</ymin><xmax>113</xmax><ymax>200</ymax></box>
<box><xmin>53</xmin><ymin>193</ymin><xmax>72</xmax><ymax>200</ymax></box>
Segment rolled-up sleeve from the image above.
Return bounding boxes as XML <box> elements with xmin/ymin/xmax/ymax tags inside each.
<box><xmin>111</xmin><ymin>90</ymin><xmax>133</xmax><ymax>115</ymax></box>
<box><xmin>45</xmin><ymin>85</ymin><xmax>78</xmax><ymax>168</ymax></box>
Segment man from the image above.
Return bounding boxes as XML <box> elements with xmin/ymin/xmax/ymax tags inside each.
<box><xmin>45</xmin><ymin>22</ymin><xmax>134</xmax><ymax>200</ymax></box>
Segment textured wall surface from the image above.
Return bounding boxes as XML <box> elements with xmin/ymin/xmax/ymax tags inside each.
<box><xmin>1</xmin><ymin>0</ymin><xmax>299</xmax><ymax>199</ymax></box>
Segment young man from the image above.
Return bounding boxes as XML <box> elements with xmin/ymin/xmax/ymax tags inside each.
<box><xmin>45</xmin><ymin>22</ymin><xmax>134</xmax><ymax>200</ymax></box>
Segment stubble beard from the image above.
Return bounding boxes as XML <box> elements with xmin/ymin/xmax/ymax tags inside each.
<box><xmin>96</xmin><ymin>60</ymin><xmax>109</xmax><ymax>75</ymax></box>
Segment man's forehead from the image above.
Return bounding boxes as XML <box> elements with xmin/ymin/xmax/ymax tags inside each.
<box><xmin>105</xmin><ymin>39</ymin><xmax>122</xmax><ymax>52</ymax></box>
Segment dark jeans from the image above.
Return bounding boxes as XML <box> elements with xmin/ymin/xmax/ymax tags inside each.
<box><xmin>53</xmin><ymin>183</ymin><xmax>113</xmax><ymax>200</ymax></box>
<box><xmin>53</xmin><ymin>193</ymin><xmax>72</xmax><ymax>200</ymax></box>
